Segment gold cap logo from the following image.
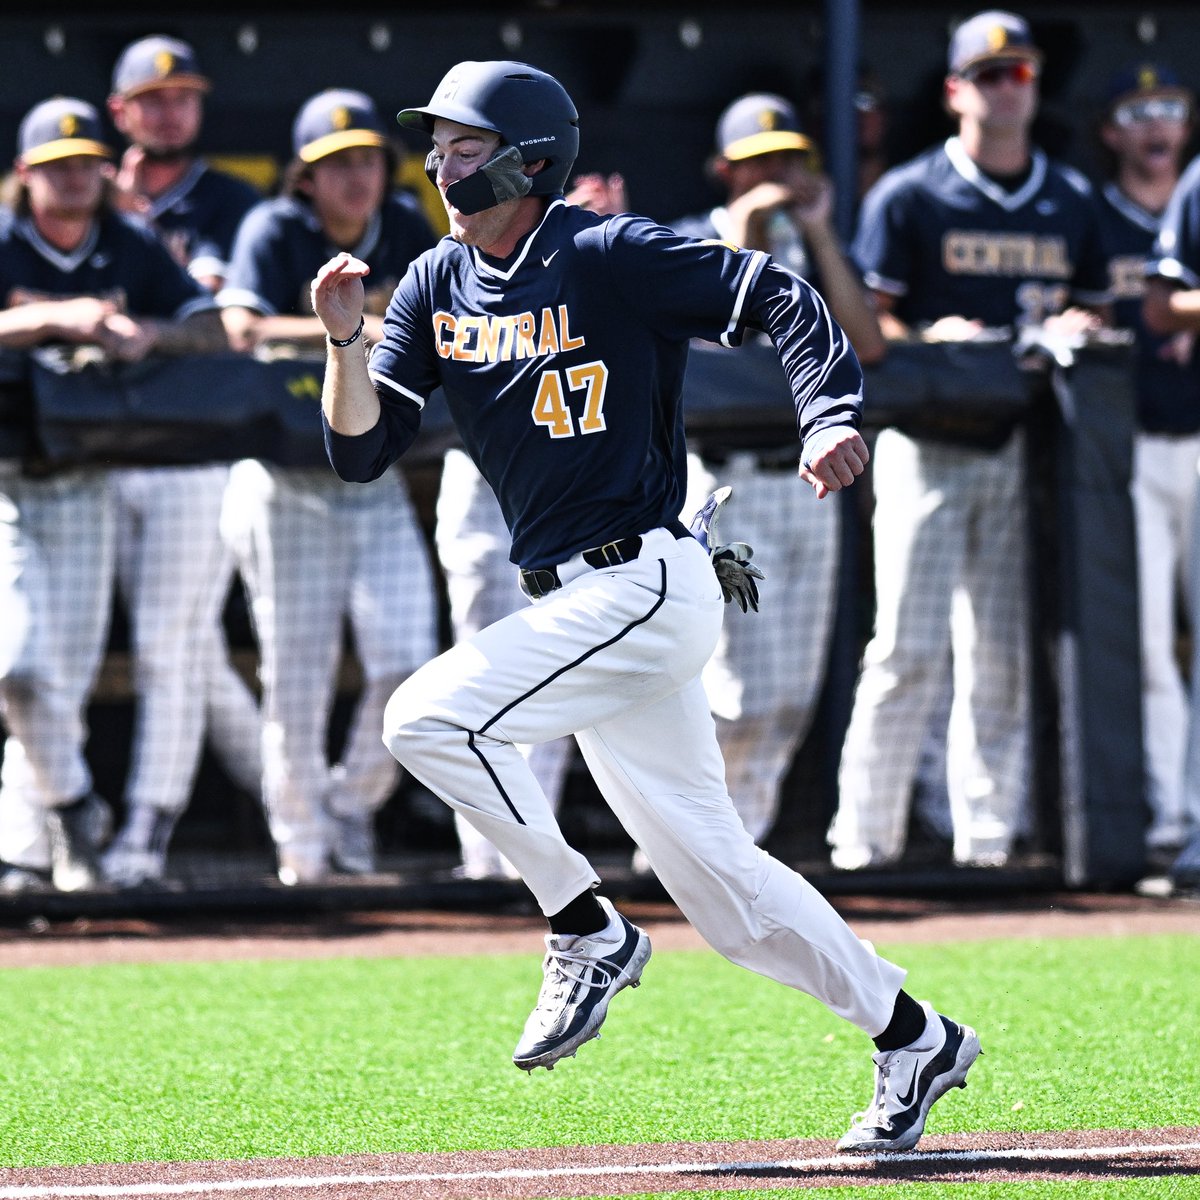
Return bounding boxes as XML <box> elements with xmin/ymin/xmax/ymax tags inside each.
<box><xmin>331</xmin><ymin>105</ymin><xmax>353</xmax><ymax>131</ymax></box>
<box><xmin>58</xmin><ymin>113</ymin><xmax>79</xmax><ymax>137</ymax></box>
<box><xmin>758</xmin><ymin>109</ymin><xmax>781</xmax><ymax>131</ymax></box>
<box><xmin>987</xmin><ymin>25</ymin><xmax>1010</xmax><ymax>51</ymax></box>
<box><xmin>1138</xmin><ymin>65</ymin><xmax>1159</xmax><ymax>91</ymax></box>
<box><xmin>154</xmin><ymin>50</ymin><xmax>175</xmax><ymax>78</ymax></box>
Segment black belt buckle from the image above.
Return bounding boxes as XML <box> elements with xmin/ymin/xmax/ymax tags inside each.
<box><xmin>582</xmin><ymin>536</ymin><xmax>641</xmax><ymax>569</ymax></box>
<box><xmin>519</xmin><ymin>566</ymin><xmax>561</xmax><ymax>599</ymax></box>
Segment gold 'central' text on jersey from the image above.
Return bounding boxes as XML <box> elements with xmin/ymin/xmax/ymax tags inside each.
<box><xmin>942</xmin><ymin>231</ymin><xmax>1072</xmax><ymax>278</ymax></box>
<box><xmin>433</xmin><ymin>306</ymin><xmax>586</xmax><ymax>363</ymax></box>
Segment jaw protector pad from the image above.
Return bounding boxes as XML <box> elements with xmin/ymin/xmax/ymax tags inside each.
<box><xmin>426</xmin><ymin>144</ymin><xmax>534</xmax><ymax>215</ymax></box>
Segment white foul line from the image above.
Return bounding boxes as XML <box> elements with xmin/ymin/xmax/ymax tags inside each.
<box><xmin>0</xmin><ymin>1140</ymin><xmax>1196</xmax><ymax>1198</ymax></box>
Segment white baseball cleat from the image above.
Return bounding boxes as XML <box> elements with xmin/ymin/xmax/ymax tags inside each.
<box><xmin>513</xmin><ymin>896</ymin><xmax>651</xmax><ymax>1072</ymax></box>
<box><xmin>837</xmin><ymin>1002</ymin><xmax>981</xmax><ymax>1153</ymax></box>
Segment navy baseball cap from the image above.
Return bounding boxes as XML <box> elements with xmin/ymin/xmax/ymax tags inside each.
<box><xmin>112</xmin><ymin>35</ymin><xmax>210</xmax><ymax>98</ymax></box>
<box><xmin>1104</xmin><ymin>63</ymin><xmax>1192</xmax><ymax>110</ymax></box>
<box><xmin>293</xmin><ymin>89</ymin><xmax>389</xmax><ymax>163</ymax></box>
<box><xmin>18</xmin><ymin>97</ymin><xmax>112</xmax><ymax>166</ymax></box>
<box><xmin>948</xmin><ymin>11</ymin><xmax>1042</xmax><ymax>75</ymax></box>
<box><xmin>716</xmin><ymin>94</ymin><xmax>812</xmax><ymax>162</ymax></box>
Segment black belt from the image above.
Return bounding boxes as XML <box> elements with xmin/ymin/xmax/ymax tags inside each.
<box><xmin>520</xmin><ymin>518</ymin><xmax>690</xmax><ymax>600</ymax></box>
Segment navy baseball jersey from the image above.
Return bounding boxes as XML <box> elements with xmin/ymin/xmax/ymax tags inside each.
<box><xmin>853</xmin><ymin>137</ymin><xmax>1111</xmax><ymax>329</ymax></box>
<box><xmin>327</xmin><ymin>199</ymin><xmax>863</xmax><ymax>569</ymax></box>
<box><xmin>219</xmin><ymin>191</ymin><xmax>436</xmax><ymax>318</ymax></box>
<box><xmin>1150</xmin><ymin>154</ymin><xmax>1200</xmax><ymax>393</ymax></box>
<box><xmin>0</xmin><ymin>206</ymin><xmax>214</xmax><ymax>385</ymax></box>
<box><xmin>1098</xmin><ymin>181</ymin><xmax>1200</xmax><ymax>434</ymax></box>
<box><xmin>146</xmin><ymin>161</ymin><xmax>260</xmax><ymax>282</ymax></box>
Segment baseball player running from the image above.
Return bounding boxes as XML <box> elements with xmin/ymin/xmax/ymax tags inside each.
<box><xmin>218</xmin><ymin>89</ymin><xmax>439</xmax><ymax>885</ymax></box>
<box><xmin>101</xmin><ymin>35</ymin><xmax>264</xmax><ymax>886</ymax></box>
<box><xmin>830</xmin><ymin>10</ymin><xmax>1111</xmax><ymax>870</ymax></box>
<box><xmin>312</xmin><ymin>59</ymin><xmax>980</xmax><ymax>1152</ymax></box>
<box><xmin>0</xmin><ymin>98</ymin><xmax>224</xmax><ymax>891</ymax></box>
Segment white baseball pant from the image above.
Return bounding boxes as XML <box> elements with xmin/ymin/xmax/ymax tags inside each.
<box><xmin>1133</xmin><ymin>433</ymin><xmax>1200</xmax><ymax>848</ymax></box>
<box><xmin>832</xmin><ymin>428</ymin><xmax>1030</xmax><ymax>866</ymax></box>
<box><xmin>435</xmin><ymin>448</ymin><xmax>574</xmax><ymax>878</ymax></box>
<box><xmin>383</xmin><ymin>526</ymin><xmax>906</xmax><ymax>1035</ymax></box>
<box><xmin>685</xmin><ymin>451</ymin><xmax>840</xmax><ymax>842</ymax></box>
<box><xmin>222</xmin><ymin>461</ymin><xmax>438</xmax><ymax>867</ymax></box>
<box><xmin>0</xmin><ymin>467</ymin><xmax>115</xmax><ymax>869</ymax></box>
<box><xmin>114</xmin><ymin>464</ymin><xmax>261</xmax><ymax>813</ymax></box>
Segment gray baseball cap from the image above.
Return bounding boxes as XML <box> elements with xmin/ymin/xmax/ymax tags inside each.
<box><xmin>293</xmin><ymin>89</ymin><xmax>388</xmax><ymax>163</ymax></box>
<box><xmin>112</xmin><ymin>35</ymin><xmax>210</xmax><ymax>98</ymax></box>
<box><xmin>948</xmin><ymin>11</ymin><xmax>1042</xmax><ymax>75</ymax></box>
<box><xmin>18</xmin><ymin>97</ymin><xmax>112</xmax><ymax>165</ymax></box>
<box><xmin>716</xmin><ymin>94</ymin><xmax>812</xmax><ymax>162</ymax></box>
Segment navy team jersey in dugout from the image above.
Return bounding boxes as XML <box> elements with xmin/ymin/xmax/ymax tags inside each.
<box><xmin>1150</xmin><ymin>153</ymin><xmax>1200</xmax><ymax>392</ymax></box>
<box><xmin>146</xmin><ymin>161</ymin><xmax>260</xmax><ymax>282</ymax></box>
<box><xmin>219</xmin><ymin>191</ymin><xmax>436</xmax><ymax>318</ymax></box>
<box><xmin>853</xmin><ymin>137</ymin><xmax>1111</xmax><ymax>329</ymax></box>
<box><xmin>0</xmin><ymin>207</ymin><xmax>215</xmax><ymax>320</ymax></box>
<box><xmin>335</xmin><ymin>199</ymin><xmax>863</xmax><ymax>570</ymax></box>
<box><xmin>1097</xmin><ymin>180</ymin><xmax>1200</xmax><ymax>435</ymax></box>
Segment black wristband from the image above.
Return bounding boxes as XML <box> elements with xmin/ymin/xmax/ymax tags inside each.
<box><xmin>327</xmin><ymin>317</ymin><xmax>364</xmax><ymax>348</ymax></box>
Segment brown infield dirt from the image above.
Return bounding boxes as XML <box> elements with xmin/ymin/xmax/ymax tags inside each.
<box><xmin>0</xmin><ymin>890</ymin><xmax>1195</xmax><ymax>1198</ymax></box>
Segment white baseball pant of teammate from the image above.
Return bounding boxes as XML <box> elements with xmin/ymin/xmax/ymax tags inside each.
<box><xmin>683</xmin><ymin>451</ymin><xmax>840</xmax><ymax>843</ymax></box>
<box><xmin>384</xmin><ymin>526</ymin><xmax>906</xmax><ymax>1033</ymax></box>
<box><xmin>112</xmin><ymin>464</ymin><xmax>262</xmax><ymax>808</ymax></box>
<box><xmin>434</xmin><ymin>448</ymin><xmax>574</xmax><ymax>878</ymax></box>
<box><xmin>221</xmin><ymin>459</ymin><xmax>437</xmax><ymax>881</ymax></box>
<box><xmin>0</xmin><ymin>467</ymin><xmax>114</xmax><ymax>871</ymax></box>
<box><xmin>1136</xmin><ymin>433</ymin><xmax>1200</xmax><ymax>849</ymax></box>
<box><xmin>832</xmin><ymin>427</ymin><xmax>1030</xmax><ymax>867</ymax></box>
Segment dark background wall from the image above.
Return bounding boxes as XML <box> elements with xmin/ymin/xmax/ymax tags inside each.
<box><xmin>3</xmin><ymin>3</ymin><xmax>1200</xmax><ymax>225</ymax></box>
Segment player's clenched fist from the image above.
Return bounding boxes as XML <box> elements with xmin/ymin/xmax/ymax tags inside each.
<box><xmin>311</xmin><ymin>252</ymin><xmax>372</xmax><ymax>342</ymax></box>
<box><xmin>799</xmin><ymin>427</ymin><xmax>870</xmax><ymax>499</ymax></box>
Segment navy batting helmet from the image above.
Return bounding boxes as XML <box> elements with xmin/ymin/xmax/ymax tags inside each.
<box><xmin>398</xmin><ymin>60</ymin><xmax>579</xmax><ymax>201</ymax></box>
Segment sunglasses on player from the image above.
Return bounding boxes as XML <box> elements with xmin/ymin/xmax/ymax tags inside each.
<box><xmin>1112</xmin><ymin>96</ymin><xmax>1191</xmax><ymax>127</ymax></box>
<box><xmin>962</xmin><ymin>60</ymin><xmax>1039</xmax><ymax>87</ymax></box>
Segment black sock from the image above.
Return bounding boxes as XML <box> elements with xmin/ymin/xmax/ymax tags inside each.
<box><xmin>873</xmin><ymin>989</ymin><xmax>928</xmax><ymax>1052</ymax></box>
<box><xmin>547</xmin><ymin>890</ymin><xmax>608</xmax><ymax>936</ymax></box>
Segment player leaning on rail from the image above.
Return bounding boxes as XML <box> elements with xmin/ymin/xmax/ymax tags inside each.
<box><xmin>311</xmin><ymin>60</ymin><xmax>981</xmax><ymax>1152</ymax></box>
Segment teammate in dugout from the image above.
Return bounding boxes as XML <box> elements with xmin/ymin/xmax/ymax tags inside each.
<box><xmin>1145</xmin><ymin>117</ymin><xmax>1200</xmax><ymax>894</ymax></box>
<box><xmin>829</xmin><ymin>10</ymin><xmax>1112</xmax><ymax>871</ymax></box>
<box><xmin>668</xmin><ymin>93</ymin><xmax>885</xmax><ymax>847</ymax></box>
<box><xmin>218</xmin><ymin>89</ymin><xmax>439</xmax><ymax>886</ymax></box>
<box><xmin>0</xmin><ymin>98</ymin><xmax>225</xmax><ymax>892</ymax></box>
<box><xmin>1094</xmin><ymin>63</ymin><xmax>1198</xmax><ymax>868</ymax></box>
<box><xmin>101</xmin><ymin>34</ymin><xmax>265</xmax><ymax>888</ymax></box>
<box><xmin>312</xmin><ymin>59</ymin><xmax>980</xmax><ymax>1152</ymax></box>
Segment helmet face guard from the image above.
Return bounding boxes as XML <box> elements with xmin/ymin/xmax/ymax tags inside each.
<box><xmin>400</xmin><ymin>60</ymin><xmax>579</xmax><ymax>213</ymax></box>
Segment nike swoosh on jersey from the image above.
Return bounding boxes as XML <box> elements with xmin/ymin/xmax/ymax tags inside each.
<box><xmin>542</xmin><ymin>250</ymin><xmax>560</xmax><ymax>267</ymax></box>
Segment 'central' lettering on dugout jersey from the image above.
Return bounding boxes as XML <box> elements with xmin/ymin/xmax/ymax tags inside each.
<box><xmin>853</xmin><ymin>136</ymin><xmax>1111</xmax><ymax>329</ymax></box>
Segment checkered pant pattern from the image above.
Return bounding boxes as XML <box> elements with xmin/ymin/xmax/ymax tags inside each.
<box><xmin>114</xmin><ymin>465</ymin><xmax>261</xmax><ymax>814</ymax></box>
<box><xmin>684</xmin><ymin>451</ymin><xmax>840</xmax><ymax>842</ymax></box>
<box><xmin>1133</xmin><ymin>433</ymin><xmax>1200</xmax><ymax>848</ymax></box>
<box><xmin>434</xmin><ymin>449</ymin><xmax>573</xmax><ymax>877</ymax></box>
<box><xmin>0</xmin><ymin>468</ymin><xmax>115</xmax><ymax>869</ymax></box>
<box><xmin>222</xmin><ymin>461</ymin><xmax>438</xmax><ymax>866</ymax></box>
<box><xmin>832</xmin><ymin>428</ymin><xmax>1031</xmax><ymax>866</ymax></box>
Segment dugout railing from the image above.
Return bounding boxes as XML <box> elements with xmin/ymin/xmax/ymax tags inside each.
<box><xmin>0</xmin><ymin>334</ymin><xmax>1146</xmax><ymax>914</ymax></box>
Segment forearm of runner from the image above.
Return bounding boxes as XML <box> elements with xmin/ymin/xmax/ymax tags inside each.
<box><xmin>321</xmin><ymin>340</ymin><xmax>419</xmax><ymax>481</ymax></box>
<box><xmin>747</xmin><ymin>260</ymin><xmax>864</xmax><ymax>442</ymax></box>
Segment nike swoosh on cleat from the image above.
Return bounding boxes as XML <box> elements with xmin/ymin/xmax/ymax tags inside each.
<box><xmin>894</xmin><ymin>1064</ymin><xmax>922</xmax><ymax>1108</ymax></box>
<box><xmin>542</xmin><ymin>250</ymin><xmax>560</xmax><ymax>267</ymax></box>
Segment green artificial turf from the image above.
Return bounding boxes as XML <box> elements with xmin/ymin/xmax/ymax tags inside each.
<box><xmin>0</xmin><ymin>933</ymin><xmax>1195</xmax><ymax>1170</ymax></box>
